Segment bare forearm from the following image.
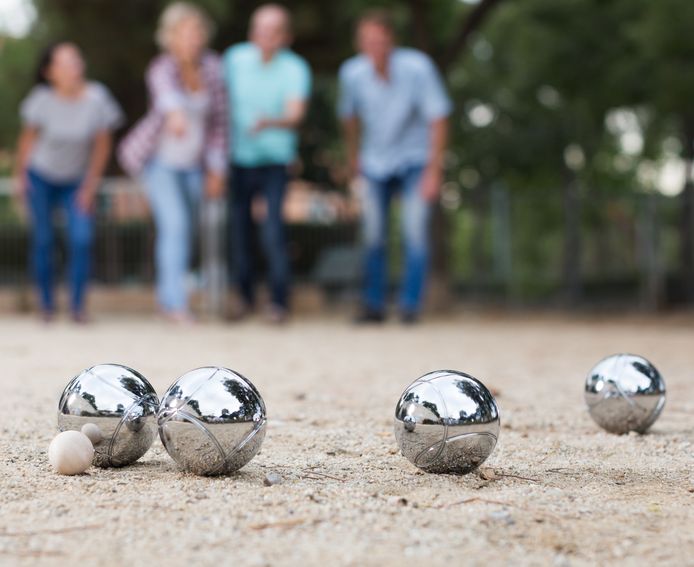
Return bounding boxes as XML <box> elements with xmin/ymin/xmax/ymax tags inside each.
<box><xmin>261</xmin><ymin>99</ymin><xmax>307</xmax><ymax>131</ymax></box>
<box><xmin>342</xmin><ymin>117</ymin><xmax>360</xmax><ymax>166</ymax></box>
<box><xmin>83</xmin><ymin>131</ymin><xmax>112</xmax><ymax>189</ymax></box>
<box><xmin>428</xmin><ymin>118</ymin><xmax>448</xmax><ymax>170</ymax></box>
<box><xmin>13</xmin><ymin>128</ymin><xmax>37</xmax><ymax>178</ymax></box>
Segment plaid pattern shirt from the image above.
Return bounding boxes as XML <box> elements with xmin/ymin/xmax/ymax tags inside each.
<box><xmin>118</xmin><ymin>50</ymin><xmax>228</xmax><ymax>177</ymax></box>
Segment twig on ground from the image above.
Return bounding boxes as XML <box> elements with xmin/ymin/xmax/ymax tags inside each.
<box><xmin>0</xmin><ymin>524</ymin><xmax>103</xmax><ymax>537</ymax></box>
<box><xmin>438</xmin><ymin>497</ymin><xmax>573</xmax><ymax>522</ymax></box>
<box><xmin>0</xmin><ymin>550</ymin><xmax>65</xmax><ymax>557</ymax></box>
<box><xmin>496</xmin><ymin>472</ymin><xmax>540</xmax><ymax>483</ymax></box>
<box><xmin>300</xmin><ymin>468</ymin><xmax>347</xmax><ymax>482</ymax></box>
<box><xmin>250</xmin><ymin>518</ymin><xmax>315</xmax><ymax>530</ymax></box>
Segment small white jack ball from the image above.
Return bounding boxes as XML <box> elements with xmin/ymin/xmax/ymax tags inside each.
<box><xmin>80</xmin><ymin>423</ymin><xmax>103</xmax><ymax>445</ymax></box>
<box><xmin>48</xmin><ymin>431</ymin><xmax>94</xmax><ymax>475</ymax></box>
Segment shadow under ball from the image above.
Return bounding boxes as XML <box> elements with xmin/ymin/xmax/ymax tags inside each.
<box><xmin>157</xmin><ymin>367</ymin><xmax>267</xmax><ymax>476</ymax></box>
<box><xmin>585</xmin><ymin>353</ymin><xmax>666</xmax><ymax>434</ymax></box>
<box><xmin>58</xmin><ymin>363</ymin><xmax>159</xmax><ymax>467</ymax></box>
<box><xmin>394</xmin><ymin>370</ymin><xmax>500</xmax><ymax>475</ymax></box>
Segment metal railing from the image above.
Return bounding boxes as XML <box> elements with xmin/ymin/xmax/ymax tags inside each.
<box><xmin>0</xmin><ymin>177</ymin><xmax>684</xmax><ymax>309</ymax></box>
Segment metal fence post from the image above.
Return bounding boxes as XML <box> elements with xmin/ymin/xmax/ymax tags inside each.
<box><xmin>200</xmin><ymin>199</ymin><xmax>227</xmax><ymax>319</ymax></box>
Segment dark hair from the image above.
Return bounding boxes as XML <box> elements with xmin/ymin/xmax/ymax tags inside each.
<box><xmin>35</xmin><ymin>42</ymin><xmax>75</xmax><ymax>85</ymax></box>
<box><xmin>357</xmin><ymin>9</ymin><xmax>396</xmax><ymax>35</ymax></box>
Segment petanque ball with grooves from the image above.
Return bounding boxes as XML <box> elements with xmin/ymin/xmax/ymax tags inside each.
<box><xmin>585</xmin><ymin>353</ymin><xmax>666</xmax><ymax>434</ymax></box>
<box><xmin>394</xmin><ymin>370</ymin><xmax>500</xmax><ymax>474</ymax></box>
<box><xmin>57</xmin><ymin>364</ymin><xmax>159</xmax><ymax>467</ymax></box>
<box><xmin>157</xmin><ymin>367</ymin><xmax>267</xmax><ymax>476</ymax></box>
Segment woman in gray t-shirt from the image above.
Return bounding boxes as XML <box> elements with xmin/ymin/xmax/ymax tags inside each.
<box><xmin>13</xmin><ymin>42</ymin><xmax>123</xmax><ymax>323</ymax></box>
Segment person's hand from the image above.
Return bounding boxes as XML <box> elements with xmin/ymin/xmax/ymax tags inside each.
<box><xmin>205</xmin><ymin>171</ymin><xmax>225</xmax><ymax>200</ymax></box>
<box><xmin>11</xmin><ymin>174</ymin><xmax>29</xmax><ymax>218</ymax></box>
<box><xmin>12</xmin><ymin>173</ymin><xmax>28</xmax><ymax>201</ymax></box>
<box><xmin>76</xmin><ymin>182</ymin><xmax>97</xmax><ymax>214</ymax></box>
<box><xmin>251</xmin><ymin>117</ymin><xmax>271</xmax><ymax>135</ymax></box>
<box><xmin>166</xmin><ymin>109</ymin><xmax>188</xmax><ymax>137</ymax></box>
<box><xmin>348</xmin><ymin>155</ymin><xmax>360</xmax><ymax>180</ymax></box>
<box><xmin>420</xmin><ymin>164</ymin><xmax>443</xmax><ymax>203</ymax></box>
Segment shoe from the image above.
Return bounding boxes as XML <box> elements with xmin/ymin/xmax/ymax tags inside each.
<box><xmin>265</xmin><ymin>304</ymin><xmax>288</xmax><ymax>325</ymax></box>
<box><xmin>41</xmin><ymin>309</ymin><xmax>56</xmax><ymax>324</ymax></box>
<box><xmin>162</xmin><ymin>311</ymin><xmax>196</xmax><ymax>325</ymax></box>
<box><xmin>400</xmin><ymin>310</ymin><xmax>419</xmax><ymax>325</ymax></box>
<box><xmin>354</xmin><ymin>307</ymin><xmax>386</xmax><ymax>324</ymax></box>
<box><xmin>71</xmin><ymin>311</ymin><xmax>90</xmax><ymax>325</ymax></box>
<box><xmin>226</xmin><ymin>300</ymin><xmax>252</xmax><ymax>322</ymax></box>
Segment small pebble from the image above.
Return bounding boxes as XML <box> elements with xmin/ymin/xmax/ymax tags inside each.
<box><xmin>80</xmin><ymin>423</ymin><xmax>103</xmax><ymax>445</ymax></box>
<box><xmin>489</xmin><ymin>510</ymin><xmax>515</xmax><ymax>526</ymax></box>
<box><xmin>48</xmin><ymin>431</ymin><xmax>94</xmax><ymax>475</ymax></box>
<box><xmin>263</xmin><ymin>472</ymin><xmax>283</xmax><ymax>486</ymax></box>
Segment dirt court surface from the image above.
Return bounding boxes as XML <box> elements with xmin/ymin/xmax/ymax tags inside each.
<box><xmin>0</xmin><ymin>313</ymin><xmax>693</xmax><ymax>566</ymax></box>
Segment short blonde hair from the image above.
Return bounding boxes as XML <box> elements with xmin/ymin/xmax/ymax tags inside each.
<box><xmin>155</xmin><ymin>2</ymin><xmax>214</xmax><ymax>50</ymax></box>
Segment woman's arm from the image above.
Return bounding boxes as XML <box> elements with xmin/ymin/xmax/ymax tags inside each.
<box><xmin>76</xmin><ymin>129</ymin><xmax>112</xmax><ymax>213</ymax></box>
<box><xmin>147</xmin><ymin>55</ymin><xmax>189</xmax><ymax>137</ymax></box>
<box><xmin>13</xmin><ymin>126</ymin><xmax>38</xmax><ymax>199</ymax></box>
<box><xmin>203</xmin><ymin>54</ymin><xmax>229</xmax><ymax>199</ymax></box>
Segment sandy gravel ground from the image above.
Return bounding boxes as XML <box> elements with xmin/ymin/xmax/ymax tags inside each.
<box><xmin>0</xmin><ymin>313</ymin><xmax>693</xmax><ymax>566</ymax></box>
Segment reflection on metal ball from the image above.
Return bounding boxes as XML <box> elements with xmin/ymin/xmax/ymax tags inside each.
<box><xmin>394</xmin><ymin>370</ymin><xmax>500</xmax><ymax>475</ymax></box>
<box><xmin>157</xmin><ymin>367</ymin><xmax>267</xmax><ymax>476</ymax></box>
<box><xmin>58</xmin><ymin>363</ymin><xmax>159</xmax><ymax>467</ymax></box>
<box><xmin>585</xmin><ymin>353</ymin><xmax>666</xmax><ymax>434</ymax></box>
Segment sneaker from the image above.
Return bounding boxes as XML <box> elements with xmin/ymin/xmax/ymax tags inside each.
<box><xmin>226</xmin><ymin>299</ymin><xmax>253</xmax><ymax>322</ymax></box>
<box><xmin>71</xmin><ymin>311</ymin><xmax>90</xmax><ymax>325</ymax></box>
<box><xmin>162</xmin><ymin>311</ymin><xmax>196</xmax><ymax>326</ymax></box>
<box><xmin>41</xmin><ymin>309</ymin><xmax>56</xmax><ymax>324</ymax></box>
<box><xmin>354</xmin><ymin>307</ymin><xmax>386</xmax><ymax>324</ymax></box>
<box><xmin>400</xmin><ymin>310</ymin><xmax>419</xmax><ymax>325</ymax></box>
<box><xmin>265</xmin><ymin>304</ymin><xmax>288</xmax><ymax>325</ymax></box>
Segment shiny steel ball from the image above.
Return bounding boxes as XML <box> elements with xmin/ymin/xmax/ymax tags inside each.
<box><xmin>585</xmin><ymin>353</ymin><xmax>666</xmax><ymax>434</ymax></box>
<box><xmin>58</xmin><ymin>364</ymin><xmax>159</xmax><ymax>467</ymax></box>
<box><xmin>394</xmin><ymin>370</ymin><xmax>500</xmax><ymax>474</ymax></box>
<box><xmin>157</xmin><ymin>367</ymin><xmax>267</xmax><ymax>476</ymax></box>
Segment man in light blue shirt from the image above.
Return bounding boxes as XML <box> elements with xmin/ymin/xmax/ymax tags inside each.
<box><xmin>339</xmin><ymin>10</ymin><xmax>451</xmax><ymax>324</ymax></box>
<box><xmin>223</xmin><ymin>4</ymin><xmax>311</xmax><ymax>323</ymax></box>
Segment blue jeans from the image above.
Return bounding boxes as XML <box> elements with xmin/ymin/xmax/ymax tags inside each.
<box><xmin>27</xmin><ymin>169</ymin><xmax>94</xmax><ymax>314</ymax></box>
<box><xmin>141</xmin><ymin>160</ymin><xmax>203</xmax><ymax>313</ymax></box>
<box><xmin>229</xmin><ymin>165</ymin><xmax>290</xmax><ymax>309</ymax></box>
<box><xmin>362</xmin><ymin>165</ymin><xmax>431</xmax><ymax>314</ymax></box>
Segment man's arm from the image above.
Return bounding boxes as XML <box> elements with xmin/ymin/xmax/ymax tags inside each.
<box><xmin>341</xmin><ymin>116</ymin><xmax>360</xmax><ymax>179</ymax></box>
<box><xmin>253</xmin><ymin>98</ymin><xmax>308</xmax><ymax>132</ymax></box>
<box><xmin>420</xmin><ymin>117</ymin><xmax>449</xmax><ymax>202</ymax></box>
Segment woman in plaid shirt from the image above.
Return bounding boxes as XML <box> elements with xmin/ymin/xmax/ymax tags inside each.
<box><xmin>118</xmin><ymin>2</ymin><xmax>227</xmax><ymax>324</ymax></box>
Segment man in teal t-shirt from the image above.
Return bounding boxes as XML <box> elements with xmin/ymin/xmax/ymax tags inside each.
<box><xmin>223</xmin><ymin>4</ymin><xmax>311</xmax><ymax>323</ymax></box>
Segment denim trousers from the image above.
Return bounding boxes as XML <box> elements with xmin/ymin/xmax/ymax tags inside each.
<box><xmin>361</xmin><ymin>165</ymin><xmax>431</xmax><ymax>313</ymax></box>
<box><xmin>228</xmin><ymin>164</ymin><xmax>290</xmax><ymax>309</ymax></box>
<box><xmin>141</xmin><ymin>160</ymin><xmax>203</xmax><ymax>313</ymax></box>
<box><xmin>26</xmin><ymin>169</ymin><xmax>94</xmax><ymax>313</ymax></box>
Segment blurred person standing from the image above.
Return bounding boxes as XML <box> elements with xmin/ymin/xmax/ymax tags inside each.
<box><xmin>223</xmin><ymin>4</ymin><xmax>311</xmax><ymax>324</ymax></box>
<box><xmin>338</xmin><ymin>10</ymin><xmax>451</xmax><ymax>324</ymax></box>
<box><xmin>119</xmin><ymin>2</ymin><xmax>227</xmax><ymax>324</ymax></box>
<box><xmin>13</xmin><ymin>42</ymin><xmax>123</xmax><ymax>323</ymax></box>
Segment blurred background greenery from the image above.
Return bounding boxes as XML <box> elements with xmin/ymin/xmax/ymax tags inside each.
<box><xmin>1</xmin><ymin>0</ymin><xmax>694</xmax><ymax>309</ymax></box>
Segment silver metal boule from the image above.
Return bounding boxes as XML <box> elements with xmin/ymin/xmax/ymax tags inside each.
<box><xmin>57</xmin><ymin>364</ymin><xmax>159</xmax><ymax>467</ymax></box>
<box><xmin>394</xmin><ymin>370</ymin><xmax>500</xmax><ymax>475</ymax></box>
<box><xmin>585</xmin><ymin>353</ymin><xmax>666</xmax><ymax>434</ymax></box>
<box><xmin>157</xmin><ymin>367</ymin><xmax>267</xmax><ymax>476</ymax></box>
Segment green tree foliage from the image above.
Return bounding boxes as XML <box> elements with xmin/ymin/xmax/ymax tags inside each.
<box><xmin>3</xmin><ymin>0</ymin><xmax>694</xmax><ymax>302</ymax></box>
